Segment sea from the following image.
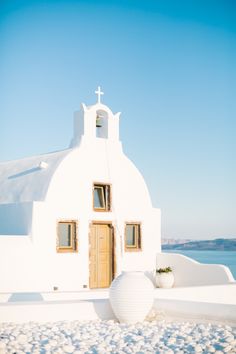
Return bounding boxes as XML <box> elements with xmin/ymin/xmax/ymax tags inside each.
<box><xmin>163</xmin><ymin>250</ymin><xmax>236</xmax><ymax>280</ymax></box>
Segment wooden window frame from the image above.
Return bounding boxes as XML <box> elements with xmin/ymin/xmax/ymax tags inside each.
<box><xmin>124</xmin><ymin>223</ymin><xmax>142</xmax><ymax>252</ymax></box>
<box><xmin>93</xmin><ymin>183</ymin><xmax>111</xmax><ymax>212</ymax></box>
<box><xmin>57</xmin><ymin>220</ymin><xmax>78</xmax><ymax>253</ymax></box>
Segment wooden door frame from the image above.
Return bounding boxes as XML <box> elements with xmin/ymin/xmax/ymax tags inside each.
<box><xmin>89</xmin><ymin>221</ymin><xmax>116</xmax><ymax>288</ymax></box>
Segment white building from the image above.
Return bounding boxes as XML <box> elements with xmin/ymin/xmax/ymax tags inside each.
<box><xmin>0</xmin><ymin>88</ymin><xmax>161</xmax><ymax>292</ymax></box>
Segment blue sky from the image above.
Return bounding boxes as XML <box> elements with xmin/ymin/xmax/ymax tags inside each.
<box><xmin>0</xmin><ymin>0</ymin><xmax>235</xmax><ymax>239</ymax></box>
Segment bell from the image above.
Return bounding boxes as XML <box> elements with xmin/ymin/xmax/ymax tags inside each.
<box><xmin>96</xmin><ymin>116</ymin><xmax>102</xmax><ymax>127</ymax></box>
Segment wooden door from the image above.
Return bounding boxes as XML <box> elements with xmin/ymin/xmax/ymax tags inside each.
<box><xmin>89</xmin><ymin>224</ymin><xmax>113</xmax><ymax>289</ymax></box>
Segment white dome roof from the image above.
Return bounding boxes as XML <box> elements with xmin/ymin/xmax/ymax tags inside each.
<box><xmin>0</xmin><ymin>149</ymin><xmax>71</xmax><ymax>204</ymax></box>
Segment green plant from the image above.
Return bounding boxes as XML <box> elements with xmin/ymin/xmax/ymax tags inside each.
<box><xmin>156</xmin><ymin>266</ymin><xmax>172</xmax><ymax>274</ymax></box>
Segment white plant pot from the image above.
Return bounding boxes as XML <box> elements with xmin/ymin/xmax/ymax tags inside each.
<box><xmin>109</xmin><ymin>271</ymin><xmax>154</xmax><ymax>324</ymax></box>
<box><xmin>156</xmin><ymin>272</ymin><xmax>174</xmax><ymax>288</ymax></box>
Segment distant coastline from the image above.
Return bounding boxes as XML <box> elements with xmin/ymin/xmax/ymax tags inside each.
<box><xmin>162</xmin><ymin>238</ymin><xmax>236</xmax><ymax>251</ymax></box>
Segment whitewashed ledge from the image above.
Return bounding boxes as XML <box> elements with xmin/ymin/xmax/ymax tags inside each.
<box><xmin>0</xmin><ymin>284</ymin><xmax>236</xmax><ymax>324</ymax></box>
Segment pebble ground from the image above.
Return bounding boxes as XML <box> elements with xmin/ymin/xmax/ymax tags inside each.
<box><xmin>0</xmin><ymin>319</ymin><xmax>235</xmax><ymax>353</ymax></box>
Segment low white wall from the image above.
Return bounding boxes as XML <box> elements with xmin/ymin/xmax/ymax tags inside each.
<box><xmin>0</xmin><ymin>299</ymin><xmax>115</xmax><ymax>323</ymax></box>
<box><xmin>154</xmin><ymin>284</ymin><xmax>236</xmax><ymax>305</ymax></box>
<box><xmin>156</xmin><ymin>252</ymin><xmax>235</xmax><ymax>286</ymax></box>
<box><xmin>154</xmin><ymin>298</ymin><xmax>236</xmax><ymax>323</ymax></box>
<box><xmin>1</xmin><ymin>289</ymin><xmax>236</xmax><ymax>324</ymax></box>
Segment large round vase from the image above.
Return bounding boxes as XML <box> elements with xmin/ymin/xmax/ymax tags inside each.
<box><xmin>156</xmin><ymin>272</ymin><xmax>174</xmax><ymax>288</ymax></box>
<box><xmin>109</xmin><ymin>271</ymin><xmax>154</xmax><ymax>324</ymax></box>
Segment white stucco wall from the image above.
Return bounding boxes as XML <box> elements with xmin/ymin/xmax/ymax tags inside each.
<box><xmin>0</xmin><ymin>202</ymin><xmax>33</xmax><ymax>235</ymax></box>
<box><xmin>0</xmin><ymin>150</ymin><xmax>70</xmax><ymax>204</ymax></box>
<box><xmin>0</xmin><ymin>101</ymin><xmax>161</xmax><ymax>292</ymax></box>
<box><xmin>154</xmin><ymin>283</ymin><xmax>236</xmax><ymax>304</ymax></box>
<box><xmin>156</xmin><ymin>252</ymin><xmax>235</xmax><ymax>286</ymax></box>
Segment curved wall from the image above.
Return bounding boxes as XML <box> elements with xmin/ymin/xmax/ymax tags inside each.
<box><xmin>156</xmin><ymin>252</ymin><xmax>235</xmax><ymax>286</ymax></box>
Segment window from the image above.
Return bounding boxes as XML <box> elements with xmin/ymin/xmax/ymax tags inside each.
<box><xmin>125</xmin><ymin>223</ymin><xmax>141</xmax><ymax>251</ymax></box>
<box><xmin>57</xmin><ymin>221</ymin><xmax>77</xmax><ymax>252</ymax></box>
<box><xmin>93</xmin><ymin>184</ymin><xmax>111</xmax><ymax>211</ymax></box>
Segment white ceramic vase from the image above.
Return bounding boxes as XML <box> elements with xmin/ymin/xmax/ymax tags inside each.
<box><xmin>109</xmin><ymin>271</ymin><xmax>154</xmax><ymax>324</ymax></box>
<box><xmin>156</xmin><ymin>272</ymin><xmax>174</xmax><ymax>288</ymax></box>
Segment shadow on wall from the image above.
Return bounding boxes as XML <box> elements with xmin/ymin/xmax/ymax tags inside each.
<box><xmin>8</xmin><ymin>292</ymin><xmax>44</xmax><ymax>302</ymax></box>
<box><xmin>144</xmin><ymin>271</ymin><xmax>156</xmax><ymax>286</ymax></box>
<box><xmin>8</xmin><ymin>167</ymin><xmax>42</xmax><ymax>179</ymax></box>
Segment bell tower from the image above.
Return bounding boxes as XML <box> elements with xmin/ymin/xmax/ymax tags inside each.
<box><xmin>70</xmin><ymin>87</ymin><xmax>121</xmax><ymax>147</ymax></box>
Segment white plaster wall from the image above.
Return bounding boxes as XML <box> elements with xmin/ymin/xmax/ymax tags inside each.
<box><xmin>0</xmin><ymin>202</ymin><xmax>90</xmax><ymax>292</ymax></box>
<box><xmin>0</xmin><ymin>236</ymin><xmax>36</xmax><ymax>292</ymax></box>
<box><xmin>0</xmin><ymin>101</ymin><xmax>161</xmax><ymax>292</ymax></box>
<box><xmin>154</xmin><ymin>298</ymin><xmax>236</xmax><ymax>323</ymax></box>
<box><xmin>0</xmin><ymin>137</ymin><xmax>160</xmax><ymax>292</ymax></box>
<box><xmin>156</xmin><ymin>252</ymin><xmax>235</xmax><ymax>286</ymax></box>
<box><xmin>1</xmin><ymin>296</ymin><xmax>236</xmax><ymax>324</ymax></box>
<box><xmin>70</xmin><ymin>103</ymin><xmax>120</xmax><ymax>147</ymax></box>
<box><xmin>0</xmin><ymin>299</ymin><xmax>115</xmax><ymax>323</ymax></box>
<box><xmin>31</xmin><ymin>201</ymin><xmax>92</xmax><ymax>291</ymax></box>
<box><xmin>42</xmin><ymin>140</ymin><xmax>161</xmax><ymax>291</ymax></box>
<box><xmin>154</xmin><ymin>283</ymin><xmax>236</xmax><ymax>304</ymax></box>
<box><xmin>121</xmin><ymin>209</ymin><xmax>161</xmax><ymax>272</ymax></box>
<box><xmin>0</xmin><ymin>202</ymin><xmax>33</xmax><ymax>235</ymax></box>
<box><xmin>0</xmin><ymin>204</ymin><xmax>68</xmax><ymax>292</ymax></box>
<box><xmin>0</xmin><ymin>150</ymin><xmax>69</xmax><ymax>204</ymax></box>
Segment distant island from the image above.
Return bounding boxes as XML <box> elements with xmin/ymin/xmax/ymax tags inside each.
<box><xmin>162</xmin><ymin>238</ymin><xmax>236</xmax><ymax>251</ymax></box>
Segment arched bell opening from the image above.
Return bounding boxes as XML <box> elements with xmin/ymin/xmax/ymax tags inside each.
<box><xmin>96</xmin><ymin>110</ymin><xmax>109</xmax><ymax>139</ymax></box>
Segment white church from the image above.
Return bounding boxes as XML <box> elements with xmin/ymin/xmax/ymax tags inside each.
<box><xmin>0</xmin><ymin>88</ymin><xmax>161</xmax><ymax>292</ymax></box>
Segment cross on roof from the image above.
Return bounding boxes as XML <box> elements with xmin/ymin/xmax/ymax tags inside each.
<box><xmin>95</xmin><ymin>86</ymin><xmax>104</xmax><ymax>104</ymax></box>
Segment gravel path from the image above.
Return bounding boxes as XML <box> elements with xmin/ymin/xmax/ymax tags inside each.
<box><xmin>0</xmin><ymin>319</ymin><xmax>235</xmax><ymax>353</ymax></box>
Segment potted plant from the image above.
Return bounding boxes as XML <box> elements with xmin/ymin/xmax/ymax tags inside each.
<box><xmin>156</xmin><ymin>266</ymin><xmax>174</xmax><ymax>288</ymax></box>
